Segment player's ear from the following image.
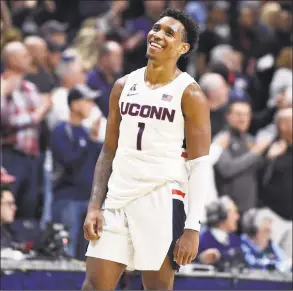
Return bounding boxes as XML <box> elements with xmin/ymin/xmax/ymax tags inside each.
<box><xmin>178</xmin><ymin>43</ymin><xmax>190</xmax><ymax>56</ymax></box>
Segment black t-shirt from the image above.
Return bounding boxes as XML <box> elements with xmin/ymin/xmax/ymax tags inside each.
<box><xmin>197</xmin><ymin>29</ymin><xmax>223</xmax><ymax>63</ymax></box>
<box><xmin>260</xmin><ymin>145</ymin><xmax>292</xmax><ymax>220</ymax></box>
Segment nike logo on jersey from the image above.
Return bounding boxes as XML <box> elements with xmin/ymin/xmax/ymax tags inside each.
<box><xmin>120</xmin><ymin>102</ymin><xmax>175</xmax><ymax>122</ymax></box>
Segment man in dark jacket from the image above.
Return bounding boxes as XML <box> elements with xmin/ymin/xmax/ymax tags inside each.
<box><xmin>50</xmin><ymin>85</ymin><xmax>103</xmax><ymax>258</ymax></box>
<box><xmin>258</xmin><ymin>108</ymin><xmax>292</xmax><ymax>259</ymax></box>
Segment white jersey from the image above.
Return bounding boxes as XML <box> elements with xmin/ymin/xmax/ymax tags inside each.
<box><xmin>105</xmin><ymin>67</ymin><xmax>196</xmax><ymax>209</ymax></box>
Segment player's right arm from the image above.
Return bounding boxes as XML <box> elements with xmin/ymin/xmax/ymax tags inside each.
<box><xmin>83</xmin><ymin>75</ymin><xmax>127</xmax><ymax>241</ymax></box>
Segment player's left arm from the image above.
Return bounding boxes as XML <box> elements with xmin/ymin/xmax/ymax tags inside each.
<box><xmin>174</xmin><ymin>82</ymin><xmax>212</xmax><ymax>266</ymax></box>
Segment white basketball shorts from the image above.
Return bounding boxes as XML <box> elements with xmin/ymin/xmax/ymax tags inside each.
<box><xmin>85</xmin><ymin>181</ymin><xmax>186</xmax><ymax>271</ymax></box>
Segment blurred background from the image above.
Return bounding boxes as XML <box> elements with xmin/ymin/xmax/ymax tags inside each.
<box><xmin>0</xmin><ymin>0</ymin><xmax>292</xmax><ymax>290</ymax></box>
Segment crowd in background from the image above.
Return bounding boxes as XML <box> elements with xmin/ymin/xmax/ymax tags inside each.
<box><xmin>1</xmin><ymin>0</ymin><xmax>292</xmax><ymax>273</ymax></box>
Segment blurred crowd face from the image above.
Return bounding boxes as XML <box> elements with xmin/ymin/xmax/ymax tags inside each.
<box><xmin>211</xmin><ymin>7</ymin><xmax>227</xmax><ymax>25</ymax></box>
<box><xmin>24</xmin><ymin>37</ymin><xmax>48</xmax><ymax>67</ymax></box>
<box><xmin>207</xmin><ymin>77</ymin><xmax>229</xmax><ymax>109</ymax></box>
<box><xmin>220</xmin><ymin>200</ymin><xmax>240</xmax><ymax>233</ymax></box>
<box><xmin>4</xmin><ymin>42</ymin><xmax>32</xmax><ymax>73</ymax></box>
<box><xmin>240</xmin><ymin>7</ymin><xmax>255</xmax><ymax>28</ymax></box>
<box><xmin>1</xmin><ymin>190</ymin><xmax>16</xmax><ymax>224</ymax></box>
<box><xmin>227</xmin><ymin>102</ymin><xmax>252</xmax><ymax>134</ymax></box>
<box><xmin>107</xmin><ymin>44</ymin><xmax>123</xmax><ymax>75</ymax></box>
<box><xmin>144</xmin><ymin>0</ymin><xmax>166</xmax><ymax>19</ymax></box>
<box><xmin>71</xmin><ymin>99</ymin><xmax>95</xmax><ymax>120</ymax></box>
<box><xmin>48</xmin><ymin>32</ymin><xmax>67</xmax><ymax>47</ymax></box>
<box><xmin>254</xmin><ymin>218</ymin><xmax>272</xmax><ymax>248</ymax></box>
<box><xmin>276</xmin><ymin>10</ymin><xmax>292</xmax><ymax>32</ymax></box>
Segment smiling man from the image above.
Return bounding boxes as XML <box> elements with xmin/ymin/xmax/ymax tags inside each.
<box><xmin>82</xmin><ymin>8</ymin><xmax>212</xmax><ymax>290</ymax></box>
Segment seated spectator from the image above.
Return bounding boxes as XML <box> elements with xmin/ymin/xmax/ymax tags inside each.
<box><xmin>258</xmin><ymin>108</ymin><xmax>292</xmax><ymax>259</ymax></box>
<box><xmin>1</xmin><ymin>41</ymin><xmax>52</xmax><ymax>218</ymax></box>
<box><xmin>214</xmin><ymin>100</ymin><xmax>272</xmax><ymax>214</ymax></box>
<box><xmin>241</xmin><ymin>208</ymin><xmax>291</xmax><ymax>272</ymax></box>
<box><xmin>197</xmin><ymin>196</ymin><xmax>243</xmax><ymax>270</ymax></box>
<box><xmin>1</xmin><ymin>184</ymin><xmax>17</xmax><ymax>249</ymax></box>
<box><xmin>87</xmin><ymin>41</ymin><xmax>124</xmax><ymax>117</ymax></box>
<box><xmin>50</xmin><ymin>85</ymin><xmax>103</xmax><ymax>258</ymax></box>
<box><xmin>198</xmin><ymin>73</ymin><xmax>229</xmax><ymax>137</ymax></box>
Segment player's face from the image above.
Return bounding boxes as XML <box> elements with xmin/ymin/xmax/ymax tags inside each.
<box><xmin>146</xmin><ymin>17</ymin><xmax>189</xmax><ymax>62</ymax></box>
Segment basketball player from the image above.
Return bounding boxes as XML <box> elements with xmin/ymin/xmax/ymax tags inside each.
<box><xmin>82</xmin><ymin>8</ymin><xmax>212</xmax><ymax>290</ymax></box>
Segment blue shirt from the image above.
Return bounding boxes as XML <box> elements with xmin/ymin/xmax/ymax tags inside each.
<box><xmin>87</xmin><ymin>69</ymin><xmax>112</xmax><ymax>117</ymax></box>
<box><xmin>241</xmin><ymin>234</ymin><xmax>291</xmax><ymax>272</ymax></box>
<box><xmin>50</xmin><ymin>122</ymin><xmax>103</xmax><ymax>201</ymax></box>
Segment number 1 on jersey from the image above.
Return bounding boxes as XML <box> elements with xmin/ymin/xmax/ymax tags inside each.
<box><xmin>137</xmin><ymin>122</ymin><xmax>145</xmax><ymax>150</ymax></box>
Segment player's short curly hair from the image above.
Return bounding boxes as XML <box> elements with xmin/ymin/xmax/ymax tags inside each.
<box><xmin>159</xmin><ymin>8</ymin><xmax>200</xmax><ymax>58</ymax></box>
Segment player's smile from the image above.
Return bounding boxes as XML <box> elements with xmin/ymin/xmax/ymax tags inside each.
<box><xmin>148</xmin><ymin>40</ymin><xmax>165</xmax><ymax>51</ymax></box>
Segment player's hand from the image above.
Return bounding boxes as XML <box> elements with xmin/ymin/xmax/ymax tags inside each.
<box><xmin>173</xmin><ymin>229</ymin><xmax>199</xmax><ymax>265</ymax></box>
<box><xmin>83</xmin><ymin>209</ymin><xmax>104</xmax><ymax>241</ymax></box>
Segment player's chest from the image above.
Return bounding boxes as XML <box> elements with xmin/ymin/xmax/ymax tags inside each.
<box><xmin>119</xmin><ymin>83</ymin><xmax>181</xmax><ymax>123</ymax></box>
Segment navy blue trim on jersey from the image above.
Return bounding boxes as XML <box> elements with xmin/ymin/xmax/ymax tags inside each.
<box><xmin>167</xmin><ymin>198</ymin><xmax>186</xmax><ymax>271</ymax></box>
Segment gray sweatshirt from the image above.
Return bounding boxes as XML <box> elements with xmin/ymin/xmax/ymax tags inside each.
<box><xmin>214</xmin><ymin>130</ymin><xmax>262</xmax><ymax>214</ymax></box>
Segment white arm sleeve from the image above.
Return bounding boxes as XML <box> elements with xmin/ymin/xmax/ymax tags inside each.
<box><xmin>185</xmin><ymin>155</ymin><xmax>213</xmax><ymax>232</ymax></box>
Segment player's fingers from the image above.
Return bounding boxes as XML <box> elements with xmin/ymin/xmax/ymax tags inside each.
<box><xmin>182</xmin><ymin>252</ymin><xmax>190</xmax><ymax>265</ymax></box>
<box><xmin>96</xmin><ymin>216</ymin><xmax>104</xmax><ymax>237</ymax></box>
<box><xmin>187</xmin><ymin>253</ymin><xmax>195</xmax><ymax>265</ymax></box>
<box><xmin>175</xmin><ymin>248</ymin><xmax>185</xmax><ymax>265</ymax></box>
<box><xmin>173</xmin><ymin>240</ymin><xmax>179</xmax><ymax>262</ymax></box>
<box><xmin>84</xmin><ymin>222</ymin><xmax>99</xmax><ymax>241</ymax></box>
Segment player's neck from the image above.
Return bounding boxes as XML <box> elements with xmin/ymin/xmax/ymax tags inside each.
<box><xmin>145</xmin><ymin>60</ymin><xmax>178</xmax><ymax>86</ymax></box>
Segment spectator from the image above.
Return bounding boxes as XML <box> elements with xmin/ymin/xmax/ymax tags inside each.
<box><xmin>196</xmin><ymin>13</ymin><xmax>224</xmax><ymax>77</ymax></box>
<box><xmin>1</xmin><ymin>41</ymin><xmax>51</xmax><ymax>218</ymax></box>
<box><xmin>241</xmin><ymin>208</ymin><xmax>291</xmax><ymax>272</ymax></box>
<box><xmin>40</xmin><ymin>20</ymin><xmax>67</xmax><ymax>47</ymax></box>
<box><xmin>87</xmin><ymin>41</ymin><xmax>123</xmax><ymax>117</ymax></box>
<box><xmin>24</xmin><ymin>36</ymin><xmax>56</xmax><ymax>92</ymax></box>
<box><xmin>197</xmin><ymin>196</ymin><xmax>243</xmax><ymax>270</ymax></box>
<box><xmin>95</xmin><ymin>0</ymin><xmax>129</xmax><ymax>43</ymax></box>
<box><xmin>46</xmin><ymin>50</ymin><xmax>86</xmax><ymax>131</ymax></box>
<box><xmin>198</xmin><ymin>73</ymin><xmax>229</xmax><ymax>137</ymax></box>
<box><xmin>50</xmin><ymin>85</ymin><xmax>103</xmax><ymax>258</ymax></box>
<box><xmin>71</xmin><ymin>26</ymin><xmax>104</xmax><ymax>72</ymax></box>
<box><xmin>258</xmin><ymin>108</ymin><xmax>292</xmax><ymax>259</ymax></box>
<box><xmin>1</xmin><ymin>183</ymin><xmax>17</xmax><ymax>249</ymax></box>
<box><xmin>268</xmin><ymin>47</ymin><xmax>292</xmax><ymax>108</ymax></box>
<box><xmin>214</xmin><ymin>100</ymin><xmax>272</xmax><ymax>214</ymax></box>
<box><xmin>123</xmin><ymin>0</ymin><xmax>166</xmax><ymax>73</ymax></box>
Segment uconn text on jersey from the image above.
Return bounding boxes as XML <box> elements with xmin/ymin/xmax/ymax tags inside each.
<box><xmin>120</xmin><ymin>102</ymin><xmax>175</xmax><ymax>122</ymax></box>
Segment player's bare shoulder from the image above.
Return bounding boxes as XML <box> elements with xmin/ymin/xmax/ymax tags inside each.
<box><xmin>111</xmin><ymin>74</ymin><xmax>129</xmax><ymax>101</ymax></box>
<box><xmin>182</xmin><ymin>82</ymin><xmax>209</xmax><ymax>117</ymax></box>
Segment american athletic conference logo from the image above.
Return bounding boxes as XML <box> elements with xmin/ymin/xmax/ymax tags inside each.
<box><xmin>127</xmin><ymin>84</ymin><xmax>138</xmax><ymax>96</ymax></box>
